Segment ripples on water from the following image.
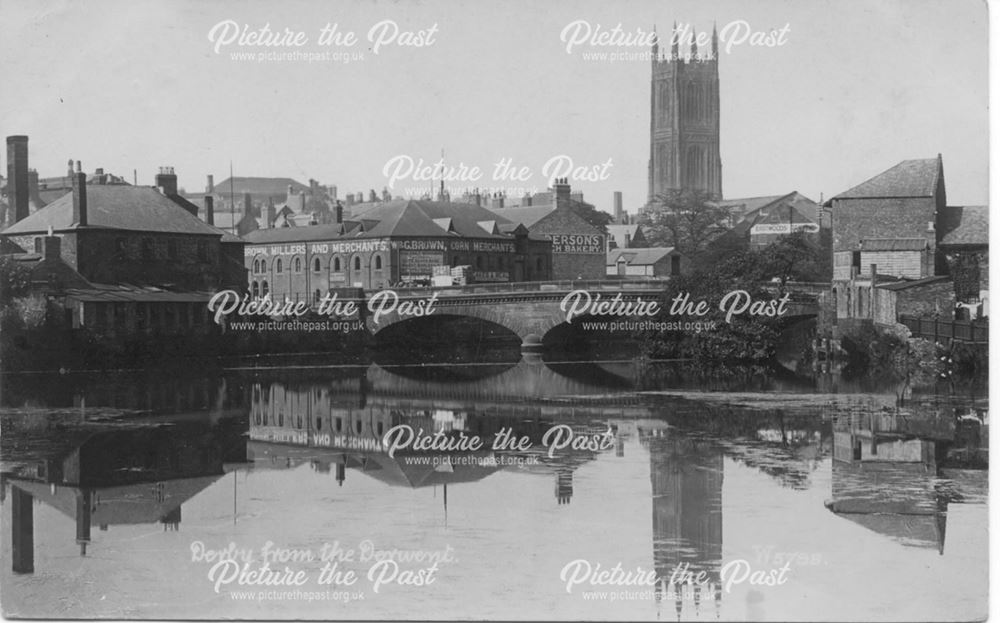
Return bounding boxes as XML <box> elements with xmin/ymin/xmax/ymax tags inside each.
<box><xmin>0</xmin><ymin>359</ymin><xmax>988</xmax><ymax>621</ymax></box>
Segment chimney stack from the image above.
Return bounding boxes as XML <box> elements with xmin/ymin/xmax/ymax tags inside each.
<box><xmin>522</xmin><ymin>192</ymin><xmax>532</xmax><ymax>207</ymax></box>
<box><xmin>206</xmin><ymin>174</ymin><xmax>214</xmax><ymax>194</ymax></box>
<box><xmin>71</xmin><ymin>159</ymin><xmax>88</xmax><ymax>226</ymax></box>
<box><xmin>6</xmin><ymin>136</ymin><xmax>29</xmax><ymax>222</ymax></box>
<box><xmin>613</xmin><ymin>191</ymin><xmax>623</xmax><ymax>223</ymax></box>
<box><xmin>155</xmin><ymin>166</ymin><xmax>178</xmax><ymax>195</ymax></box>
<box><xmin>330</xmin><ymin>185</ymin><xmax>338</xmax><ymax>201</ymax></box>
<box><xmin>204</xmin><ymin>195</ymin><xmax>215</xmax><ymax>226</ymax></box>
<box><xmin>41</xmin><ymin>233</ymin><xmax>61</xmax><ymax>262</ymax></box>
<box><xmin>265</xmin><ymin>200</ymin><xmax>276</xmax><ymax>229</ymax></box>
<box><xmin>369</xmin><ymin>189</ymin><xmax>377</xmax><ymax>203</ymax></box>
<box><xmin>553</xmin><ymin>177</ymin><xmax>571</xmax><ymax>211</ymax></box>
<box><xmin>335</xmin><ymin>200</ymin><xmax>343</xmax><ymax>224</ymax></box>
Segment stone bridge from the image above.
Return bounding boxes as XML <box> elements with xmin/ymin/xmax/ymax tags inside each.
<box><xmin>352</xmin><ymin>279</ymin><xmax>825</xmax><ymax>351</ymax></box>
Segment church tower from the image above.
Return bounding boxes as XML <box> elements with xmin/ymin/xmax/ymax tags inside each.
<box><xmin>647</xmin><ymin>23</ymin><xmax>723</xmax><ymax>205</ymax></box>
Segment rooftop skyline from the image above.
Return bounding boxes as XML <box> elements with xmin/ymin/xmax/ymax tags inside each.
<box><xmin>0</xmin><ymin>0</ymin><xmax>989</xmax><ymax>211</ymax></box>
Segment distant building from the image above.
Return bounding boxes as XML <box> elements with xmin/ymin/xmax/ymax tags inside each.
<box><xmin>487</xmin><ymin>179</ymin><xmax>607</xmax><ymax>280</ymax></box>
<box><xmin>718</xmin><ymin>191</ymin><xmax>824</xmax><ymax>251</ymax></box>
<box><xmin>606</xmin><ymin>247</ymin><xmax>685</xmax><ymax>279</ymax></box>
<box><xmin>242</xmin><ymin>199</ymin><xmax>551</xmax><ymax>300</ymax></box>
<box><xmin>607</xmin><ymin>224</ymin><xmax>647</xmax><ymax>251</ymax></box>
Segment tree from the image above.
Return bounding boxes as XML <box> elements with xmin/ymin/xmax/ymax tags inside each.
<box><xmin>0</xmin><ymin>255</ymin><xmax>31</xmax><ymax>307</ymax></box>
<box><xmin>642</xmin><ymin>189</ymin><xmax>733</xmax><ymax>261</ymax></box>
<box><xmin>568</xmin><ymin>201</ymin><xmax>613</xmax><ymax>231</ymax></box>
<box><xmin>758</xmin><ymin>231</ymin><xmax>830</xmax><ymax>286</ymax></box>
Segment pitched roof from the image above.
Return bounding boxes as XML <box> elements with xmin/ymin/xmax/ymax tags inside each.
<box><xmin>212</xmin><ymin>177</ymin><xmax>310</xmax><ymax>198</ymax></box>
<box><xmin>485</xmin><ymin>205</ymin><xmax>555</xmax><ymax>228</ymax></box>
<box><xmin>2</xmin><ymin>186</ymin><xmax>225</xmax><ymax>236</ymax></box>
<box><xmin>937</xmin><ymin>205</ymin><xmax>988</xmax><ymax>247</ymax></box>
<box><xmin>833</xmin><ymin>157</ymin><xmax>943</xmax><ymax>200</ymax></box>
<box><xmin>607</xmin><ymin>246</ymin><xmax>678</xmax><ymax>266</ymax></box>
<box><xmin>859</xmin><ymin>238</ymin><xmax>928</xmax><ymax>252</ymax></box>
<box><xmin>244</xmin><ymin>200</ymin><xmax>518</xmax><ymax>244</ymax></box>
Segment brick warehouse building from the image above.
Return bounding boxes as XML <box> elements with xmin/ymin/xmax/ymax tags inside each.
<box><xmin>1</xmin><ymin>138</ymin><xmax>245</xmax><ymax>337</ymax></box>
<box><xmin>486</xmin><ymin>179</ymin><xmax>607</xmax><ymax>280</ymax></box>
<box><xmin>243</xmin><ymin>199</ymin><xmax>552</xmax><ymax>301</ymax></box>
<box><xmin>827</xmin><ymin>156</ymin><xmax>945</xmax><ymax>281</ymax></box>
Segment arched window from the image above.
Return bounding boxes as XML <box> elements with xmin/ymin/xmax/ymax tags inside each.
<box><xmin>294</xmin><ymin>257</ymin><xmax>302</xmax><ymax>273</ymax></box>
<box><xmin>354</xmin><ymin>256</ymin><xmax>361</xmax><ymax>271</ymax></box>
<box><xmin>314</xmin><ymin>289</ymin><xmax>321</xmax><ymax>304</ymax></box>
<box><xmin>275</xmin><ymin>259</ymin><xmax>283</xmax><ymax>274</ymax></box>
<box><xmin>262</xmin><ymin>281</ymin><xmax>269</xmax><ymax>297</ymax></box>
<box><xmin>252</xmin><ymin>282</ymin><xmax>259</xmax><ymax>298</ymax></box>
<box><xmin>313</xmin><ymin>257</ymin><xmax>321</xmax><ymax>272</ymax></box>
<box><xmin>374</xmin><ymin>255</ymin><xmax>383</xmax><ymax>270</ymax></box>
<box><xmin>332</xmin><ymin>256</ymin><xmax>341</xmax><ymax>272</ymax></box>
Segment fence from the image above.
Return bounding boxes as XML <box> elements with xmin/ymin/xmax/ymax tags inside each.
<box><xmin>899</xmin><ymin>315</ymin><xmax>988</xmax><ymax>344</ymax></box>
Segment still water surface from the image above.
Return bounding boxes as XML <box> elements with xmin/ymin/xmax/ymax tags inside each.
<box><xmin>0</xmin><ymin>358</ymin><xmax>988</xmax><ymax>621</ymax></box>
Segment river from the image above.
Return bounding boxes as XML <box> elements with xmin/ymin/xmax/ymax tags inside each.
<box><xmin>0</xmin><ymin>357</ymin><xmax>988</xmax><ymax>621</ymax></box>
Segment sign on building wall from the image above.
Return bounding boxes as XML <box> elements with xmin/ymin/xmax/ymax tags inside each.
<box><xmin>550</xmin><ymin>234</ymin><xmax>605</xmax><ymax>254</ymax></box>
<box><xmin>750</xmin><ymin>223</ymin><xmax>819</xmax><ymax>235</ymax></box>
<box><xmin>473</xmin><ymin>271</ymin><xmax>510</xmax><ymax>283</ymax></box>
<box><xmin>400</xmin><ymin>250</ymin><xmax>446</xmax><ymax>276</ymax></box>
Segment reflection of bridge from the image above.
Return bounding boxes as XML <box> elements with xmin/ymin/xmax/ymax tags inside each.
<box><xmin>358</xmin><ymin>280</ymin><xmax>825</xmax><ymax>350</ymax></box>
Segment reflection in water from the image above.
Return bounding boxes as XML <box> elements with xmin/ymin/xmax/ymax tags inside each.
<box><xmin>0</xmin><ymin>359</ymin><xmax>989</xmax><ymax>620</ymax></box>
<box><xmin>826</xmin><ymin>406</ymin><xmax>989</xmax><ymax>552</ymax></box>
<box><xmin>645</xmin><ymin>429</ymin><xmax>723</xmax><ymax>619</ymax></box>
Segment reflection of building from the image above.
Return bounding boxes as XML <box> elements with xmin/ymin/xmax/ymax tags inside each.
<box><xmin>648</xmin><ymin>432</ymin><xmax>723</xmax><ymax>618</ymax></box>
<box><xmin>5</xmin><ymin>415</ymin><xmax>248</xmax><ymax>574</ymax></box>
<box><xmin>245</xmin><ymin>377</ymin><xmax>611</xmax><ymax>501</ymax></box>
<box><xmin>827</xmin><ymin>411</ymin><xmax>952</xmax><ymax>552</ymax></box>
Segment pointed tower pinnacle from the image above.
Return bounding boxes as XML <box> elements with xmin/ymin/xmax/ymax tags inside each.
<box><xmin>651</xmin><ymin>23</ymin><xmax>659</xmax><ymax>60</ymax></box>
<box><xmin>712</xmin><ymin>21</ymin><xmax>719</xmax><ymax>58</ymax></box>
<box><xmin>690</xmin><ymin>24</ymin><xmax>698</xmax><ymax>58</ymax></box>
<box><xmin>671</xmin><ymin>21</ymin><xmax>679</xmax><ymax>59</ymax></box>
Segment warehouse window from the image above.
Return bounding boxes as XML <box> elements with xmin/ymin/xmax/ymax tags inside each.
<box><xmin>313</xmin><ymin>257</ymin><xmax>321</xmax><ymax>272</ymax></box>
<box><xmin>354</xmin><ymin>256</ymin><xmax>361</xmax><ymax>271</ymax></box>
<box><xmin>275</xmin><ymin>259</ymin><xmax>283</xmax><ymax>274</ymax></box>
<box><xmin>374</xmin><ymin>255</ymin><xmax>383</xmax><ymax>270</ymax></box>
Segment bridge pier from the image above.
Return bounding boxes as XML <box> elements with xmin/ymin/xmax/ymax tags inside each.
<box><xmin>520</xmin><ymin>333</ymin><xmax>544</xmax><ymax>353</ymax></box>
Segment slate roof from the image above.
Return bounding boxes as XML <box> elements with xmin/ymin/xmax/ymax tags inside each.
<box><xmin>244</xmin><ymin>200</ymin><xmax>519</xmax><ymax>244</ymax></box>
<box><xmin>937</xmin><ymin>205</ymin><xmax>988</xmax><ymax>247</ymax></box>
<box><xmin>486</xmin><ymin>205</ymin><xmax>555</xmax><ymax>228</ymax></box>
<box><xmin>607</xmin><ymin>247</ymin><xmax>678</xmax><ymax>266</ymax></box>
<box><xmin>2</xmin><ymin>186</ymin><xmax>225</xmax><ymax>236</ymax></box>
<box><xmin>211</xmin><ymin>177</ymin><xmax>310</xmax><ymax>198</ymax></box>
<box><xmin>833</xmin><ymin>157</ymin><xmax>943</xmax><ymax>200</ymax></box>
<box><xmin>859</xmin><ymin>238</ymin><xmax>928</xmax><ymax>252</ymax></box>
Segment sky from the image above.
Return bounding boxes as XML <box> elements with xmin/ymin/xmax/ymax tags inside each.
<box><xmin>0</xmin><ymin>0</ymin><xmax>989</xmax><ymax>212</ymax></box>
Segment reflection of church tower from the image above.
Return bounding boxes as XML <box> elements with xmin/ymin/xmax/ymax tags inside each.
<box><xmin>648</xmin><ymin>23</ymin><xmax>723</xmax><ymax>204</ymax></box>
<box><xmin>649</xmin><ymin>432</ymin><xmax>724</xmax><ymax>618</ymax></box>
<box><xmin>555</xmin><ymin>469</ymin><xmax>573</xmax><ymax>505</ymax></box>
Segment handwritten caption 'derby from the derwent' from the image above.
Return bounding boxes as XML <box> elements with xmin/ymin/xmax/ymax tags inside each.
<box><xmin>207</xmin><ymin>289</ymin><xmax>791</xmax><ymax>327</ymax></box>
<box><xmin>190</xmin><ymin>540</ymin><xmax>456</xmax><ymax>596</ymax></box>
